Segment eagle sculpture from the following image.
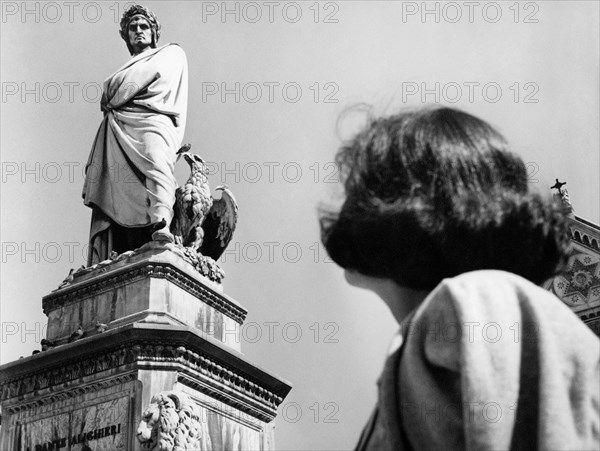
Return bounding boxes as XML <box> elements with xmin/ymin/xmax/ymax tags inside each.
<box><xmin>171</xmin><ymin>147</ymin><xmax>213</xmax><ymax>250</ymax></box>
<box><xmin>171</xmin><ymin>145</ymin><xmax>238</xmax><ymax>262</ymax></box>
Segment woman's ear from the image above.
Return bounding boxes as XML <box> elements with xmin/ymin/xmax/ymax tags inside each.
<box><xmin>344</xmin><ymin>269</ymin><xmax>375</xmax><ymax>290</ymax></box>
<box><xmin>344</xmin><ymin>270</ymin><xmax>395</xmax><ymax>294</ymax></box>
<box><xmin>344</xmin><ymin>269</ymin><xmax>429</xmax><ymax>323</ymax></box>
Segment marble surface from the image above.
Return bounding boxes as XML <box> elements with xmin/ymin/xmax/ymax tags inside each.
<box><xmin>15</xmin><ymin>395</ymin><xmax>130</xmax><ymax>451</ymax></box>
<box><xmin>42</xmin><ymin>245</ymin><xmax>245</xmax><ymax>351</ymax></box>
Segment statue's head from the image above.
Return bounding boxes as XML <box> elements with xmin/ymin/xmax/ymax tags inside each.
<box><xmin>119</xmin><ymin>4</ymin><xmax>161</xmax><ymax>55</ymax></box>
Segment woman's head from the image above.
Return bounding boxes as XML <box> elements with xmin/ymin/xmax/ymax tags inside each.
<box><xmin>320</xmin><ymin>106</ymin><xmax>570</xmax><ymax>290</ymax></box>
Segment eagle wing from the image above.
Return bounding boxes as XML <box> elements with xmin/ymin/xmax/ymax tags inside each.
<box><xmin>199</xmin><ymin>187</ymin><xmax>238</xmax><ymax>260</ymax></box>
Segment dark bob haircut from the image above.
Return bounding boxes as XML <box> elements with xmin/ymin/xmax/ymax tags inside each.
<box><xmin>320</xmin><ymin>106</ymin><xmax>570</xmax><ymax>290</ymax></box>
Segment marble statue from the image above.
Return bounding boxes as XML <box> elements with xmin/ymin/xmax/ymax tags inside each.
<box><xmin>136</xmin><ymin>391</ymin><xmax>211</xmax><ymax>450</ymax></box>
<box><xmin>171</xmin><ymin>147</ymin><xmax>238</xmax><ymax>261</ymax></box>
<box><xmin>82</xmin><ymin>4</ymin><xmax>188</xmax><ymax>266</ymax></box>
<box><xmin>551</xmin><ymin>178</ymin><xmax>574</xmax><ymax>215</ymax></box>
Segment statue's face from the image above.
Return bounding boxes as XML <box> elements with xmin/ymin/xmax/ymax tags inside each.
<box><xmin>127</xmin><ymin>15</ymin><xmax>152</xmax><ymax>54</ymax></box>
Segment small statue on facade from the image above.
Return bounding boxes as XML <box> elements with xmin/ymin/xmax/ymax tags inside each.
<box><xmin>551</xmin><ymin>178</ymin><xmax>574</xmax><ymax>215</ymax></box>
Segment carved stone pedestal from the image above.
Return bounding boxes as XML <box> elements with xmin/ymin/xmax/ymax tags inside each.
<box><xmin>41</xmin><ymin>242</ymin><xmax>246</xmax><ymax>352</ymax></box>
<box><xmin>0</xmin><ymin>245</ymin><xmax>291</xmax><ymax>450</ymax></box>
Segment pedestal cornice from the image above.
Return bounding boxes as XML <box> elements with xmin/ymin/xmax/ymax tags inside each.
<box><xmin>0</xmin><ymin>323</ymin><xmax>291</xmax><ymax>423</ymax></box>
<box><xmin>42</xmin><ymin>244</ymin><xmax>248</xmax><ymax>325</ymax></box>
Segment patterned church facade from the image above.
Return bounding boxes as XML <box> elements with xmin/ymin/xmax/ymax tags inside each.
<box><xmin>543</xmin><ymin>195</ymin><xmax>600</xmax><ymax>337</ymax></box>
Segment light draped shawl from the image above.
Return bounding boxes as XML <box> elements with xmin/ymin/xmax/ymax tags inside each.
<box><xmin>82</xmin><ymin>43</ymin><xmax>188</xmax><ymax>229</ymax></box>
<box><xmin>356</xmin><ymin>270</ymin><xmax>600</xmax><ymax>450</ymax></box>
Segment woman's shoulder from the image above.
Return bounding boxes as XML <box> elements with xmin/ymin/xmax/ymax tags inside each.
<box><xmin>409</xmin><ymin>269</ymin><xmax>599</xmax><ymax>360</ymax></box>
<box><xmin>399</xmin><ymin>271</ymin><xmax>599</xmax><ymax>450</ymax></box>
<box><xmin>420</xmin><ymin>269</ymin><xmax>579</xmax><ymax>321</ymax></box>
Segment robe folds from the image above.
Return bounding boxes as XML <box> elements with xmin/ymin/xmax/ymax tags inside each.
<box><xmin>82</xmin><ymin>44</ymin><xmax>188</xmax><ymax>263</ymax></box>
<box><xmin>356</xmin><ymin>270</ymin><xmax>599</xmax><ymax>450</ymax></box>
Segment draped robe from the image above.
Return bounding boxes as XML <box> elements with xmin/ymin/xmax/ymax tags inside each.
<box><xmin>355</xmin><ymin>270</ymin><xmax>599</xmax><ymax>450</ymax></box>
<box><xmin>82</xmin><ymin>44</ymin><xmax>188</xmax><ymax>265</ymax></box>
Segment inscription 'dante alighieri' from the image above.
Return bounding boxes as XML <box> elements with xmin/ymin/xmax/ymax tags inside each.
<box><xmin>26</xmin><ymin>423</ymin><xmax>122</xmax><ymax>451</ymax></box>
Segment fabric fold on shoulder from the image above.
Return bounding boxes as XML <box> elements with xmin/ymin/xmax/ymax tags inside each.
<box><xmin>397</xmin><ymin>270</ymin><xmax>599</xmax><ymax>451</ymax></box>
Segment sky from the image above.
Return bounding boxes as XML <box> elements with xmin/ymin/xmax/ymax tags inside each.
<box><xmin>1</xmin><ymin>1</ymin><xmax>599</xmax><ymax>450</ymax></box>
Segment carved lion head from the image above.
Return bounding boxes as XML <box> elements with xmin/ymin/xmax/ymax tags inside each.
<box><xmin>136</xmin><ymin>391</ymin><xmax>203</xmax><ymax>451</ymax></box>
